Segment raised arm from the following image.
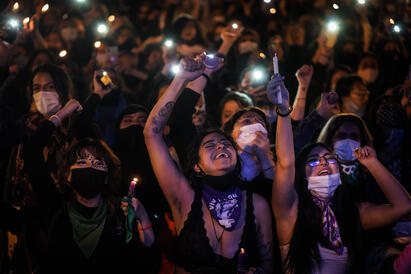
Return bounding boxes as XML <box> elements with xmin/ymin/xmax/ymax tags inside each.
<box><xmin>267</xmin><ymin>75</ymin><xmax>298</xmax><ymax>245</ymax></box>
<box><xmin>356</xmin><ymin>146</ymin><xmax>411</xmax><ymax>229</ymax></box>
<box><xmin>290</xmin><ymin>65</ymin><xmax>313</xmax><ymax>122</ymax></box>
<box><xmin>143</xmin><ymin>56</ymin><xmax>205</xmax><ymax>227</ymax></box>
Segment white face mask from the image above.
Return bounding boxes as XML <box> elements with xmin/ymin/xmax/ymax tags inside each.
<box><xmin>308</xmin><ymin>173</ymin><xmax>342</xmax><ymax>200</ymax></box>
<box><xmin>333</xmin><ymin>139</ymin><xmax>360</xmax><ymax>162</ymax></box>
<box><xmin>33</xmin><ymin>91</ymin><xmax>62</xmax><ymax>117</ymax></box>
<box><xmin>357</xmin><ymin>68</ymin><xmax>378</xmax><ymax>85</ymax></box>
<box><xmin>236</xmin><ymin>123</ymin><xmax>267</xmax><ymax>151</ymax></box>
<box><xmin>238</xmin><ymin>41</ymin><xmax>258</xmax><ymax>55</ymax></box>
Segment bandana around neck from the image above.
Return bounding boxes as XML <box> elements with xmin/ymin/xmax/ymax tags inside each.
<box><xmin>312</xmin><ymin>196</ymin><xmax>344</xmax><ymax>255</ymax></box>
<box><xmin>202</xmin><ymin>184</ymin><xmax>242</xmax><ymax>231</ymax></box>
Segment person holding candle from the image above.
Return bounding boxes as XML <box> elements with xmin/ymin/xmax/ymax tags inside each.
<box><xmin>269</xmin><ymin>73</ymin><xmax>411</xmax><ymax>273</ymax></box>
<box><xmin>144</xmin><ymin>54</ymin><xmax>274</xmax><ymax>273</ymax></box>
<box><xmin>22</xmin><ymin>100</ymin><xmax>157</xmax><ymax>273</ymax></box>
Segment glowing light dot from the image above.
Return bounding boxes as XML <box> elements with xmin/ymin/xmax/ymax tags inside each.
<box><xmin>102</xmin><ymin>71</ymin><xmax>107</xmax><ymax>76</ymax></box>
<box><xmin>94</xmin><ymin>41</ymin><xmax>101</xmax><ymax>48</ymax></box>
<box><xmin>59</xmin><ymin>50</ymin><xmax>67</xmax><ymax>58</ymax></box>
<box><xmin>264</xmin><ymin>0</ymin><xmax>271</xmax><ymax>3</ymax></box>
<box><xmin>327</xmin><ymin>21</ymin><xmax>339</xmax><ymax>32</ymax></box>
<box><xmin>41</xmin><ymin>3</ymin><xmax>49</xmax><ymax>13</ymax></box>
<box><xmin>253</xmin><ymin>70</ymin><xmax>263</xmax><ymax>80</ymax></box>
<box><xmin>269</xmin><ymin>8</ymin><xmax>277</xmax><ymax>14</ymax></box>
<box><xmin>232</xmin><ymin>23</ymin><xmax>238</xmax><ymax>29</ymax></box>
<box><xmin>333</xmin><ymin>3</ymin><xmax>339</xmax><ymax>10</ymax></box>
<box><xmin>207</xmin><ymin>54</ymin><xmax>214</xmax><ymax>59</ymax></box>
<box><xmin>23</xmin><ymin>17</ymin><xmax>30</xmax><ymax>24</ymax></box>
<box><xmin>259</xmin><ymin>52</ymin><xmax>266</xmax><ymax>58</ymax></box>
<box><xmin>171</xmin><ymin>64</ymin><xmax>180</xmax><ymax>75</ymax></box>
<box><xmin>97</xmin><ymin>24</ymin><xmax>108</xmax><ymax>34</ymax></box>
<box><xmin>393</xmin><ymin>25</ymin><xmax>400</xmax><ymax>33</ymax></box>
<box><xmin>164</xmin><ymin>40</ymin><xmax>173</xmax><ymax>48</ymax></box>
<box><xmin>357</xmin><ymin>0</ymin><xmax>365</xmax><ymax>4</ymax></box>
<box><xmin>108</xmin><ymin>15</ymin><xmax>115</xmax><ymax>22</ymax></box>
<box><xmin>13</xmin><ymin>2</ymin><xmax>19</xmax><ymax>11</ymax></box>
<box><xmin>133</xmin><ymin>177</ymin><xmax>138</xmax><ymax>182</ymax></box>
<box><xmin>389</xmin><ymin>18</ymin><xmax>395</xmax><ymax>25</ymax></box>
<box><xmin>9</xmin><ymin>19</ymin><xmax>19</xmax><ymax>28</ymax></box>
<box><xmin>76</xmin><ymin>0</ymin><xmax>86</xmax><ymax>2</ymax></box>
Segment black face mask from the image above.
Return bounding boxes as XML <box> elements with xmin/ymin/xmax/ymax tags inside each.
<box><xmin>70</xmin><ymin>168</ymin><xmax>107</xmax><ymax>199</ymax></box>
<box><xmin>202</xmin><ymin>168</ymin><xmax>240</xmax><ymax>191</ymax></box>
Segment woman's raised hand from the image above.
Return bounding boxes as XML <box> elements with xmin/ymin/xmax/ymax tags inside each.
<box><xmin>175</xmin><ymin>54</ymin><xmax>206</xmax><ymax>82</ymax></box>
<box><xmin>267</xmin><ymin>74</ymin><xmax>290</xmax><ymax>112</ymax></box>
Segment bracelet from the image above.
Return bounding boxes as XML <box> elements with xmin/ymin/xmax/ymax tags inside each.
<box><xmin>137</xmin><ymin>223</ymin><xmax>153</xmax><ymax>231</ymax></box>
<box><xmin>201</xmin><ymin>73</ymin><xmax>210</xmax><ymax>81</ymax></box>
<box><xmin>49</xmin><ymin>114</ymin><xmax>61</xmax><ymax>126</ymax></box>
<box><xmin>276</xmin><ymin>106</ymin><xmax>293</xmax><ymax>117</ymax></box>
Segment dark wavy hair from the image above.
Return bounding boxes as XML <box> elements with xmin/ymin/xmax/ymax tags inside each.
<box><xmin>30</xmin><ymin>63</ymin><xmax>73</xmax><ymax>105</ymax></box>
<box><xmin>184</xmin><ymin>128</ymin><xmax>241</xmax><ymax>185</ymax></box>
<box><xmin>285</xmin><ymin>143</ymin><xmax>363</xmax><ymax>273</ymax></box>
<box><xmin>61</xmin><ymin>138</ymin><xmax>122</xmax><ymax>215</ymax></box>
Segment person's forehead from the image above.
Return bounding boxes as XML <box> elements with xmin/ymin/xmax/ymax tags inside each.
<box><xmin>307</xmin><ymin>146</ymin><xmax>330</xmax><ymax>158</ymax></box>
<box><xmin>223</xmin><ymin>100</ymin><xmax>240</xmax><ymax>111</ymax></box>
<box><xmin>201</xmin><ymin>133</ymin><xmax>228</xmax><ymax>144</ymax></box>
<box><xmin>33</xmin><ymin>72</ymin><xmax>53</xmax><ymax>83</ymax></box>
<box><xmin>238</xmin><ymin>111</ymin><xmax>264</xmax><ymax>122</ymax></box>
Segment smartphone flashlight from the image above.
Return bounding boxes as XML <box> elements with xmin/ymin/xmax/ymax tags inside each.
<box><xmin>232</xmin><ymin>23</ymin><xmax>239</xmax><ymax>29</ymax></box>
<box><xmin>23</xmin><ymin>17</ymin><xmax>30</xmax><ymax>24</ymax></box>
<box><xmin>59</xmin><ymin>50</ymin><xmax>67</xmax><ymax>58</ymax></box>
<box><xmin>94</xmin><ymin>41</ymin><xmax>102</xmax><ymax>48</ymax></box>
<box><xmin>13</xmin><ymin>2</ymin><xmax>19</xmax><ymax>11</ymax></box>
<box><xmin>164</xmin><ymin>39</ymin><xmax>174</xmax><ymax>48</ymax></box>
<box><xmin>8</xmin><ymin>18</ymin><xmax>20</xmax><ymax>29</ymax></box>
<box><xmin>252</xmin><ymin>69</ymin><xmax>264</xmax><ymax>81</ymax></box>
<box><xmin>393</xmin><ymin>25</ymin><xmax>401</xmax><ymax>33</ymax></box>
<box><xmin>97</xmin><ymin>23</ymin><xmax>108</xmax><ymax>34</ymax></box>
<box><xmin>171</xmin><ymin>64</ymin><xmax>180</xmax><ymax>75</ymax></box>
<box><xmin>326</xmin><ymin>21</ymin><xmax>339</xmax><ymax>33</ymax></box>
<box><xmin>332</xmin><ymin>3</ymin><xmax>339</xmax><ymax>9</ymax></box>
<box><xmin>41</xmin><ymin>3</ymin><xmax>49</xmax><ymax>13</ymax></box>
<box><xmin>357</xmin><ymin>0</ymin><xmax>366</xmax><ymax>4</ymax></box>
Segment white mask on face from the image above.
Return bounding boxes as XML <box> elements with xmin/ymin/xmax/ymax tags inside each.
<box><xmin>308</xmin><ymin>173</ymin><xmax>342</xmax><ymax>200</ymax></box>
<box><xmin>357</xmin><ymin>68</ymin><xmax>378</xmax><ymax>85</ymax></box>
<box><xmin>236</xmin><ymin>123</ymin><xmax>267</xmax><ymax>151</ymax></box>
<box><xmin>238</xmin><ymin>41</ymin><xmax>258</xmax><ymax>55</ymax></box>
<box><xmin>33</xmin><ymin>91</ymin><xmax>61</xmax><ymax>117</ymax></box>
<box><xmin>334</xmin><ymin>139</ymin><xmax>360</xmax><ymax>162</ymax></box>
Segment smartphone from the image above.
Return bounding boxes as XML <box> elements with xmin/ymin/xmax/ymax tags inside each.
<box><xmin>96</xmin><ymin>71</ymin><xmax>112</xmax><ymax>89</ymax></box>
<box><xmin>326</xmin><ymin>92</ymin><xmax>339</xmax><ymax>104</ymax></box>
<box><xmin>205</xmin><ymin>54</ymin><xmax>219</xmax><ymax>69</ymax></box>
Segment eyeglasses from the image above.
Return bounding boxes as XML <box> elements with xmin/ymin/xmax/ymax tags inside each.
<box><xmin>307</xmin><ymin>154</ymin><xmax>338</xmax><ymax>167</ymax></box>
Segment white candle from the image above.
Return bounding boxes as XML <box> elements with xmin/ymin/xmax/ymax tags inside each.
<box><xmin>273</xmin><ymin>53</ymin><xmax>282</xmax><ymax>104</ymax></box>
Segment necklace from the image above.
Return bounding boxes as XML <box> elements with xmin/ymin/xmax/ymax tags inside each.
<box><xmin>209</xmin><ymin>210</ymin><xmax>225</xmax><ymax>243</ymax></box>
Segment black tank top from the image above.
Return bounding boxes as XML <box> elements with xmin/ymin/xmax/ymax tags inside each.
<box><xmin>174</xmin><ymin>185</ymin><xmax>259</xmax><ymax>274</ymax></box>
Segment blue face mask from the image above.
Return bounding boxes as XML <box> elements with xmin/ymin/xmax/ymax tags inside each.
<box><xmin>333</xmin><ymin>139</ymin><xmax>360</xmax><ymax>162</ymax></box>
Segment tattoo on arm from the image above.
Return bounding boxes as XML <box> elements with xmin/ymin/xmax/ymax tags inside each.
<box><xmin>151</xmin><ymin>101</ymin><xmax>175</xmax><ymax>134</ymax></box>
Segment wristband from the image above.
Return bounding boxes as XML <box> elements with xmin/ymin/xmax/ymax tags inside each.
<box><xmin>138</xmin><ymin>223</ymin><xmax>153</xmax><ymax>231</ymax></box>
<box><xmin>276</xmin><ymin>106</ymin><xmax>293</xmax><ymax>117</ymax></box>
<box><xmin>201</xmin><ymin>73</ymin><xmax>210</xmax><ymax>81</ymax></box>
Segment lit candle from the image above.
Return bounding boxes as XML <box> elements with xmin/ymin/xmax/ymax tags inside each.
<box><xmin>129</xmin><ymin>178</ymin><xmax>138</xmax><ymax>197</ymax></box>
<box><xmin>273</xmin><ymin>53</ymin><xmax>282</xmax><ymax>104</ymax></box>
<box><xmin>237</xmin><ymin>248</ymin><xmax>247</xmax><ymax>273</ymax></box>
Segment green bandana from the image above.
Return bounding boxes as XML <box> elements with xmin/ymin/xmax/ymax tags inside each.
<box><xmin>340</xmin><ymin>161</ymin><xmax>360</xmax><ymax>186</ymax></box>
<box><xmin>67</xmin><ymin>200</ymin><xmax>107</xmax><ymax>258</ymax></box>
<box><xmin>122</xmin><ymin>196</ymin><xmax>135</xmax><ymax>243</ymax></box>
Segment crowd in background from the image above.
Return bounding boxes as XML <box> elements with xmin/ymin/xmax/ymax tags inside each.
<box><xmin>0</xmin><ymin>0</ymin><xmax>410</xmax><ymax>273</ymax></box>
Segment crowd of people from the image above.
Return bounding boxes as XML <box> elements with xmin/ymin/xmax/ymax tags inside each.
<box><xmin>0</xmin><ymin>0</ymin><xmax>410</xmax><ymax>273</ymax></box>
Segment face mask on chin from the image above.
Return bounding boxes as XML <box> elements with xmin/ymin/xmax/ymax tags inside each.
<box><xmin>32</xmin><ymin>91</ymin><xmax>62</xmax><ymax>117</ymax></box>
<box><xmin>357</xmin><ymin>68</ymin><xmax>378</xmax><ymax>85</ymax></box>
<box><xmin>307</xmin><ymin>173</ymin><xmax>342</xmax><ymax>200</ymax></box>
<box><xmin>333</xmin><ymin>139</ymin><xmax>360</xmax><ymax>162</ymax></box>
